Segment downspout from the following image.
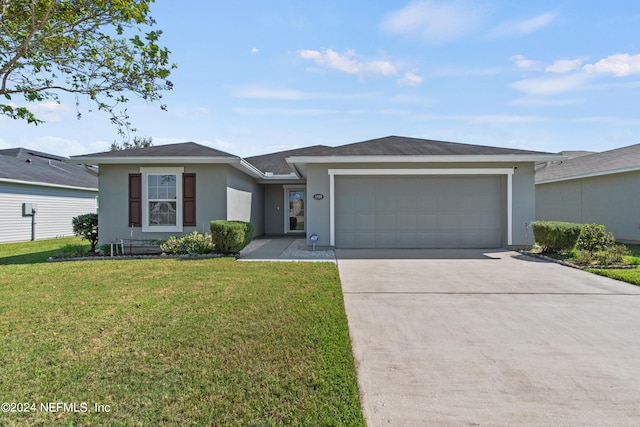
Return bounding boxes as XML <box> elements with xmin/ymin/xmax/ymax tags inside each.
<box><xmin>31</xmin><ymin>210</ymin><xmax>36</xmax><ymax>241</ymax></box>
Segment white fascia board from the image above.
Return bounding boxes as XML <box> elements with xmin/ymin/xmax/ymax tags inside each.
<box><xmin>328</xmin><ymin>168</ymin><xmax>514</xmax><ymax>176</ymax></box>
<box><xmin>0</xmin><ymin>178</ymin><xmax>98</xmax><ymax>192</ymax></box>
<box><xmin>288</xmin><ymin>154</ymin><xmax>565</xmax><ymax>164</ymax></box>
<box><xmin>230</xmin><ymin>159</ymin><xmax>267</xmax><ymax>179</ymax></box>
<box><xmin>536</xmin><ymin>166</ymin><xmax>640</xmax><ymax>185</ymax></box>
<box><xmin>66</xmin><ymin>156</ymin><xmax>240</xmax><ymax>165</ymax></box>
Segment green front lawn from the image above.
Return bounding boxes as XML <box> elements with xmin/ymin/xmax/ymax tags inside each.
<box><xmin>0</xmin><ymin>239</ymin><xmax>364</xmax><ymax>426</ymax></box>
<box><xmin>0</xmin><ymin>236</ymin><xmax>88</xmax><ymax>265</ymax></box>
<box><xmin>587</xmin><ymin>268</ymin><xmax>640</xmax><ymax>286</ymax></box>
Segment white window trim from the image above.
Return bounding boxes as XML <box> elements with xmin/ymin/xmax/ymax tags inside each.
<box><xmin>327</xmin><ymin>168</ymin><xmax>514</xmax><ymax>247</ymax></box>
<box><xmin>283</xmin><ymin>185</ymin><xmax>306</xmax><ymax>234</ymax></box>
<box><xmin>141</xmin><ymin>167</ymin><xmax>184</xmax><ymax>232</ymax></box>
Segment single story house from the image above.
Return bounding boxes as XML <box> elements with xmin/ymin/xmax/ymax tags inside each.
<box><xmin>68</xmin><ymin>136</ymin><xmax>562</xmax><ymax>249</ymax></box>
<box><xmin>536</xmin><ymin>143</ymin><xmax>640</xmax><ymax>243</ymax></box>
<box><xmin>0</xmin><ymin>148</ymin><xmax>98</xmax><ymax>243</ymax></box>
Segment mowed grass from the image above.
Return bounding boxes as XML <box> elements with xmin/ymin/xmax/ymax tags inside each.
<box><xmin>0</xmin><ymin>240</ymin><xmax>364</xmax><ymax>426</ymax></box>
<box><xmin>587</xmin><ymin>268</ymin><xmax>640</xmax><ymax>286</ymax></box>
<box><xmin>0</xmin><ymin>236</ymin><xmax>89</xmax><ymax>265</ymax></box>
<box><xmin>587</xmin><ymin>244</ymin><xmax>640</xmax><ymax>286</ymax></box>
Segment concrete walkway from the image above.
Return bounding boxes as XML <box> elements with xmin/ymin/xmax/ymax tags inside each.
<box><xmin>336</xmin><ymin>249</ymin><xmax>640</xmax><ymax>426</ymax></box>
<box><xmin>238</xmin><ymin>237</ymin><xmax>336</xmax><ymax>261</ymax></box>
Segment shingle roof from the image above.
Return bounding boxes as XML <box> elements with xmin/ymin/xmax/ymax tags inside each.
<box><xmin>536</xmin><ymin>143</ymin><xmax>640</xmax><ymax>183</ymax></box>
<box><xmin>77</xmin><ymin>142</ymin><xmax>237</xmax><ymax>159</ymax></box>
<box><xmin>245</xmin><ymin>145</ymin><xmax>330</xmax><ymax>174</ymax></box>
<box><xmin>560</xmin><ymin>150</ymin><xmax>597</xmax><ymax>160</ymax></box>
<box><xmin>306</xmin><ymin>136</ymin><xmax>553</xmax><ymax>156</ymax></box>
<box><xmin>0</xmin><ymin>148</ymin><xmax>98</xmax><ymax>189</ymax></box>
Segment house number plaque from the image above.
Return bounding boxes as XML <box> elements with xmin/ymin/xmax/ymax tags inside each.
<box><xmin>313</xmin><ymin>193</ymin><xmax>324</xmax><ymax>200</ymax></box>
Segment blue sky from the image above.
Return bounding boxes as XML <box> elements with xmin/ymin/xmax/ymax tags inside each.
<box><xmin>2</xmin><ymin>0</ymin><xmax>640</xmax><ymax>158</ymax></box>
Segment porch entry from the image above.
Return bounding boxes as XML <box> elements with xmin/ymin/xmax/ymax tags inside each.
<box><xmin>283</xmin><ymin>186</ymin><xmax>306</xmax><ymax>233</ymax></box>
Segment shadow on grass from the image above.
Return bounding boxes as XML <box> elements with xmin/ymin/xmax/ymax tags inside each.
<box><xmin>0</xmin><ymin>249</ymin><xmax>62</xmax><ymax>265</ymax></box>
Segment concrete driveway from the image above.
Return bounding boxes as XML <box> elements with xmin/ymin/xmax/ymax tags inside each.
<box><xmin>335</xmin><ymin>249</ymin><xmax>640</xmax><ymax>426</ymax></box>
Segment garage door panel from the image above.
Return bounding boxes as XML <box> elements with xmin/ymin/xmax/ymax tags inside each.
<box><xmin>356</xmin><ymin>233</ymin><xmax>376</xmax><ymax>247</ymax></box>
<box><xmin>356</xmin><ymin>193</ymin><xmax>375</xmax><ymax>210</ymax></box>
<box><xmin>335</xmin><ymin>175</ymin><xmax>503</xmax><ymax>248</ymax></box>
<box><xmin>417</xmin><ymin>214</ymin><xmax>438</xmax><ymax>228</ymax></box>
<box><xmin>397</xmin><ymin>214</ymin><xmax>417</xmax><ymax>229</ymax></box>
<box><xmin>336</xmin><ymin>213</ymin><xmax>356</xmax><ymax>228</ymax></box>
<box><xmin>356</xmin><ymin>214</ymin><xmax>375</xmax><ymax>229</ymax></box>
<box><xmin>376</xmin><ymin>214</ymin><xmax>397</xmax><ymax>229</ymax></box>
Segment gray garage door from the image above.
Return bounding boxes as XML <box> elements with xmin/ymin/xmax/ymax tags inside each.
<box><xmin>335</xmin><ymin>176</ymin><xmax>504</xmax><ymax>248</ymax></box>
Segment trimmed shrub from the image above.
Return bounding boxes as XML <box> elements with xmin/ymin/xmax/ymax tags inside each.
<box><xmin>72</xmin><ymin>213</ymin><xmax>99</xmax><ymax>252</ymax></box>
<box><xmin>210</xmin><ymin>220</ymin><xmax>254</xmax><ymax>255</ymax></box>
<box><xmin>160</xmin><ymin>231</ymin><xmax>215</xmax><ymax>255</ymax></box>
<box><xmin>531</xmin><ymin>221</ymin><xmax>583</xmax><ymax>253</ymax></box>
<box><xmin>576</xmin><ymin>223</ymin><xmax>615</xmax><ymax>253</ymax></box>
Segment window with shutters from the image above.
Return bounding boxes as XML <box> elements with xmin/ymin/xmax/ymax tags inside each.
<box><xmin>140</xmin><ymin>167</ymin><xmax>184</xmax><ymax>232</ymax></box>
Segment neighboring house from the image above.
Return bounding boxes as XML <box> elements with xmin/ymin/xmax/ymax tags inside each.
<box><xmin>0</xmin><ymin>148</ymin><xmax>98</xmax><ymax>243</ymax></box>
<box><xmin>536</xmin><ymin>143</ymin><xmax>640</xmax><ymax>243</ymax></box>
<box><xmin>68</xmin><ymin>136</ymin><xmax>561</xmax><ymax>249</ymax></box>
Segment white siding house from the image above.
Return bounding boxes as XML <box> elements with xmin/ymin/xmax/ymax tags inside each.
<box><xmin>0</xmin><ymin>148</ymin><xmax>98</xmax><ymax>243</ymax></box>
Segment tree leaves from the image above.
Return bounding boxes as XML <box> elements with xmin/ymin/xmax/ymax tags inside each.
<box><xmin>0</xmin><ymin>0</ymin><xmax>176</xmax><ymax>135</ymax></box>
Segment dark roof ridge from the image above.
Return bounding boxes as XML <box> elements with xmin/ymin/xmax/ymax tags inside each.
<box><xmin>76</xmin><ymin>141</ymin><xmax>238</xmax><ymax>159</ymax></box>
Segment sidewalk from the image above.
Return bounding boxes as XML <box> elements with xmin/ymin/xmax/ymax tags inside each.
<box><xmin>238</xmin><ymin>237</ymin><xmax>336</xmax><ymax>262</ymax></box>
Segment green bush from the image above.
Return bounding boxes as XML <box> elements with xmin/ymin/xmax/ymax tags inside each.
<box><xmin>210</xmin><ymin>220</ymin><xmax>254</xmax><ymax>255</ymax></box>
<box><xmin>576</xmin><ymin>223</ymin><xmax>616</xmax><ymax>253</ymax></box>
<box><xmin>596</xmin><ymin>244</ymin><xmax>629</xmax><ymax>265</ymax></box>
<box><xmin>160</xmin><ymin>231</ymin><xmax>215</xmax><ymax>255</ymax></box>
<box><xmin>72</xmin><ymin>213</ymin><xmax>99</xmax><ymax>252</ymax></box>
<box><xmin>531</xmin><ymin>221</ymin><xmax>583</xmax><ymax>253</ymax></box>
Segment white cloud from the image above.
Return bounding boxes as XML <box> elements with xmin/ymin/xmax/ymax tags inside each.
<box><xmin>381</xmin><ymin>0</ymin><xmax>485</xmax><ymax>43</ymax></box>
<box><xmin>7</xmin><ymin>135</ymin><xmax>91</xmax><ymax>157</ymax></box>
<box><xmin>233</xmin><ymin>107</ymin><xmax>338</xmax><ymax>116</ymax></box>
<box><xmin>28</xmin><ymin>101</ymin><xmax>74</xmax><ymax>122</ymax></box>
<box><xmin>510</xmin><ymin>73</ymin><xmax>591</xmax><ymax>95</ymax></box>
<box><xmin>546</xmin><ymin>58</ymin><xmax>584</xmax><ymax>73</ymax></box>
<box><xmin>251</xmin><ymin>47</ymin><xmax>259</xmax><ymax>53</ymax></box>
<box><xmin>431</xmin><ymin>65</ymin><xmax>504</xmax><ymax>77</ymax></box>
<box><xmin>231</xmin><ymin>85</ymin><xmax>374</xmax><ymax>101</ymax></box>
<box><xmin>583</xmin><ymin>53</ymin><xmax>640</xmax><ymax>77</ymax></box>
<box><xmin>511</xmin><ymin>54</ymin><xmax>541</xmax><ymax>71</ymax></box>
<box><xmin>491</xmin><ymin>11</ymin><xmax>557</xmax><ymax>37</ymax></box>
<box><xmin>417</xmin><ymin>113</ymin><xmax>547</xmax><ymax>123</ymax></box>
<box><xmin>397</xmin><ymin>72</ymin><xmax>424</xmax><ymax>86</ymax></box>
<box><xmin>232</xmin><ymin>87</ymin><xmax>306</xmax><ymax>100</ymax></box>
<box><xmin>509</xmin><ymin>97</ymin><xmax>581</xmax><ymax>107</ymax></box>
<box><xmin>298</xmin><ymin>48</ymin><xmax>397</xmax><ymax>76</ymax></box>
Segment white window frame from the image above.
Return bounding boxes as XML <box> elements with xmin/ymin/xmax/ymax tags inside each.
<box><xmin>141</xmin><ymin>167</ymin><xmax>184</xmax><ymax>232</ymax></box>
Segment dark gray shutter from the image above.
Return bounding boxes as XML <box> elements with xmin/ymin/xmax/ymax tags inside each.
<box><xmin>128</xmin><ymin>173</ymin><xmax>142</xmax><ymax>227</ymax></box>
<box><xmin>183</xmin><ymin>173</ymin><xmax>196</xmax><ymax>226</ymax></box>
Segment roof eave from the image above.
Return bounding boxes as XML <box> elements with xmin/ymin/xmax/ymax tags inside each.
<box><xmin>0</xmin><ymin>177</ymin><xmax>98</xmax><ymax>192</ymax></box>
<box><xmin>536</xmin><ymin>165</ymin><xmax>640</xmax><ymax>184</ymax></box>
<box><xmin>66</xmin><ymin>156</ymin><xmax>240</xmax><ymax>165</ymax></box>
<box><xmin>287</xmin><ymin>154</ymin><xmax>565</xmax><ymax>164</ymax></box>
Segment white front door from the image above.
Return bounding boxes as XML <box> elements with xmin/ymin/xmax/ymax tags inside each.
<box><xmin>284</xmin><ymin>187</ymin><xmax>306</xmax><ymax>233</ymax></box>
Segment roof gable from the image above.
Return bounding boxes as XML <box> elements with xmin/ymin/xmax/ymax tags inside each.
<box><xmin>245</xmin><ymin>145</ymin><xmax>330</xmax><ymax>175</ymax></box>
<box><xmin>309</xmin><ymin>136</ymin><xmax>552</xmax><ymax>156</ymax></box>
<box><xmin>536</xmin><ymin>143</ymin><xmax>640</xmax><ymax>183</ymax></box>
<box><xmin>78</xmin><ymin>142</ymin><xmax>237</xmax><ymax>159</ymax></box>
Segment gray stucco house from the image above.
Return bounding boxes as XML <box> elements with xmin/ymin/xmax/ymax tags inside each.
<box><xmin>536</xmin><ymin>143</ymin><xmax>640</xmax><ymax>243</ymax></box>
<box><xmin>69</xmin><ymin>136</ymin><xmax>561</xmax><ymax>249</ymax></box>
<box><xmin>0</xmin><ymin>148</ymin><xmax>98</xmax><ymax>243</ymax></box>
